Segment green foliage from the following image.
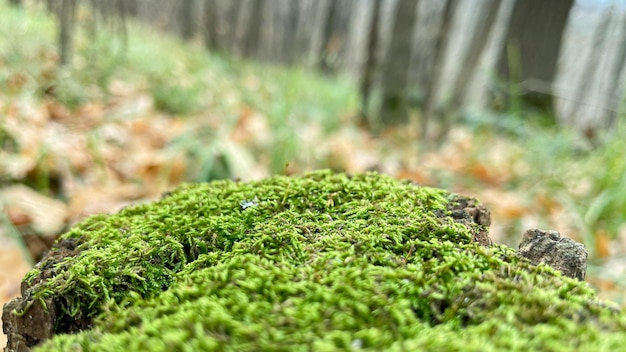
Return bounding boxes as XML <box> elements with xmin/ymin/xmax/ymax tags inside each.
<box><xmin>0</xmin><ymin>124</ymin><xmax>18</xmax><ymax>155</ymax></box>
<box><xmin>0</xmin><ymin>210</ymin><xmax>33</xmax><ymax>266</ymax></box>
<box><xmin>0</xmin><ymin>0</ymin><xmax>356</xmax><ymax>161</ymax></box>
<box><xmin>166</xmin><ymin>126</ymin><xmax>235</xmax><ymax>182</ymax></box>
<box><xmin>0</xmin><ymin>4</ymin><xmax>56</xmax><ymax>98</ymax></box>
<box><xmin>564</xmin><ymin>128</ymin><xmax>626</xmax><ymax>256</ymax></box>
<box><xmin>460</xmin><ymin>105</ymin><xmax>626</xmax><ymax>259</ymax></box>
<box><xmin>48</xmin><ymin>69</ymin><xmax>90</xmax><ymax>109</ymax></box>
<box><xmin>17</xmin><ymin>171</ymin><xmax>626</xmax><ymax>351</ymax></box>
<box><xmin>0</xmin><ymin>0</ymin><xmax>357</xmax><ymax>189</ymax></box>
<box><xmin>236</xmin><ymin>66</ymin><xmax>357</xmax><ymax>173</ymax></box>
<box><xmin>76</xmin><ymin>30</ymin><xmax>128</xmax><ymax>96</ymax></box>
<box><xmin>149</xmin><ymin>80</ymin><xmax>201</xmax><ymax>115</ymax></box>
<box><xmin>510</xmin><ymin>125</ymin><xmax>626</xmax><ymax>258</ymax></box>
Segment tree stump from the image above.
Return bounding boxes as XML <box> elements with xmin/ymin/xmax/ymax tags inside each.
<box><xmin>3</xmin><ymin>171</ymin><xmax>625</xmax><ymax>351</ymax></box>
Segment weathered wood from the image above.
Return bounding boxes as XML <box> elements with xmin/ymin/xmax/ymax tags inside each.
<box><xmin>379</xmin><ymin>0</ymin><xmax>419</xmax><ymax>125</ymax></box>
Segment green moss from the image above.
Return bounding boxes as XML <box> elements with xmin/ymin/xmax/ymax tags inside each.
<box><xmin>21</xmin><ymin>170</ymin><xmax>626</xmax><ymax>351</ymax></box>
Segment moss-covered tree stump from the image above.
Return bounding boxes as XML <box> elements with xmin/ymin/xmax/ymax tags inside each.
<box><xmin>3</xmin><ymin>171</ymin><xmax>626</xmax><ymax>351</ymax></box>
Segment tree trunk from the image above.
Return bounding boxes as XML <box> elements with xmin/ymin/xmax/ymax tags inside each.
<box><xmin>419</xmin><ymin>0</ymin><xmax>458</xmax><ymax>140</ymax></box>
<box><xmin>379</xmin><ymin>0</ymin><xmax>419</xmax><ymax>126</ymax></box>
<box><xmin>242</xmin><ymin>0</ymin><xmax>266</xmax><ymax>59</ymax></box>
<box><xmin>203</xmin><ymin>0</ymin><xmax>221</xmax><ymax>52</ymax></box>
<box><xmin>439</xmin><ymin>0</ymin><xmax>502</xmax><ymax>141</ymax></box>
<box><xmin>178</xmin><ymin>0</ymin><xmax>196</xmax><ymax>40</ymax></box>
<box><xmin>567</xmin><ymin>7</ymin><xmax>613</xmax><ymax>127</ymax></box>
<box><xmin>290</xmin><ymin>0</ymin><xmax>312</xmax><ymax>63</ymax></box>
<box><xmin>306</xmin><ymin>0</ymin><xmax>332</xmax><ymax>65</ymax></box>
<box><xmin>46</xmin><ymin>0</ymin><xmax>55</xmax><ymax>13</ymax></box>
<box><xmin>230</xmin><ymin>0</ymin><xmax>252</xmax><ymax>57</ymax></box>
<box><xmin>257</xmin><ymin>0</ymin><xmax>274</xmax><ymax>61</ymax></box>
<box><xmin>495</xmin><ymin>0</ymin><xmax>574</xmax><ymax>118</ymax></box>
<box><xmin>292</xmin><ymin>0</ymin><xmax>317</xmax><ymax>63</ymax></box>
<box><xmin>359</xmin><ymin>0</ymin><xmax>382</xmax><ymax>127</ymax></box>
<box><xmin>281</xmin><ymin>0</ymin><xmax>299</xmax><ymax>64</ymax></box>
<box><xmin>115</xmin><ymin>0</ymin><xmax>129</xmax><ymax>47</ymax></box>
<box><xmin>318</xmin><ymin>0</ymin><xmax>353</xmax><ymax>74</ymax></box>
<box><xmin>604</xmin><ymin>9</ymin><xmax>626</xmax><ymax>129</ymax></box>
<box><xmin>342</xmin><ymin>0</ymin><xmax>372</xmax><ymax>81</ymax></box>
<box><xmin>261</xmin><ymin>0</ymin><xmax>292</xmax><ymax>63</ymax></box>
<box><xmin>125</xmin><ymin>0</ymin><xmax>138</xmax><ymax>17</ymax></box>
<box><xmin>58</xmin><ymin>0</ymin><xmax>76</xmax><ymax>66</ymax></box>
<box><xmin>449</xmin><ymin>0</ymin><xmax>502</xmax><ymax>109</ymax></box>
<box><xmin>217</xmin><ymin>0</ymin><xmax>238</xmax><ymax>54</ymax></box>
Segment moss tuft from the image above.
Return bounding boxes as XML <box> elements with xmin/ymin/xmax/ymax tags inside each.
<box><xmin>13</xmin><ymin>171</ymin><xmax>626</xmax><ymax>351</ymax></box>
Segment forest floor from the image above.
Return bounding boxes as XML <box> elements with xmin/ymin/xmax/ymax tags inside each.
<box><xmin>1</xmin><ymin>4</ymin><xmax>626</xmax><ymax>346</ymax></box>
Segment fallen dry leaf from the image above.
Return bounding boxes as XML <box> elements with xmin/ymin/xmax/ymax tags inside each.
<box><xmin>0</xmin><ymin>234</ymin><xmax>32</xmax><ymax>349</ymax></box>
<box><xmin>0</xmin><ymin>185</ymin><xmax>68</xmax><ymax>236</ymax></box>
<box><xmin>595</xmin><ymin>230</ymin><xmax>611</xmax><ymax>259</ymax></box>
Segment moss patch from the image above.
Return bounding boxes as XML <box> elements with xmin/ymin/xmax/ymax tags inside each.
<box><xmin>4</xmin><ymin>171</ymin><xmax>626</xmax><ymax>351</ymax></box>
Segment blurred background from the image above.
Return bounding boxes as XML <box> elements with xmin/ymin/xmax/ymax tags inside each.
<box><xmin>1</xmin><ymin>0</ymin><xmax>625</xmax><ymax>341</ymax></box>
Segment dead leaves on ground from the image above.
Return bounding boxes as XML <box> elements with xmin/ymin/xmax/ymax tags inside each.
<box><xmin>1</xmin><ymin>88</ymin><xmax>188</xmax><ymax>220</ymax></box>
<box><xmin>1</xmin><ymin>77</ymin><xmax>625</xmax><ymax>308</ymax></box>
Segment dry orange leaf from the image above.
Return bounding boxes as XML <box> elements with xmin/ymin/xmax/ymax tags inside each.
<box><xmin>469</xmin><ymin>163</ymin><xmax>501</xmax><ymax>187</ymax></box>
<box><xmin>4</xmin><ymin>207</ymin><xmax>31</xmax><ymax>227</ymax></box>
<box><xmin>0</xmin><ymin>185</ymin><xmax>68</xmax><ymax>236</ymax></box>
<box><xmin>595</xmin><ymin>231</ymin><xmax>610</xmax><ymax>259</ymax></box>
<box><xmin>396</xmin><ymin>169</ymin><xmax>431</xmax><ymax>186</ymax></box>
<box><xmin>588</xmin><ymin>277</ymin><xmax>615</xmax><ymax>292</ymax></box>
<box><xmin>535</xmin><ymin>194</ymin><xmax>555</xmax><ymax>212</ymax></box>
<box><xmin>6</xmin><ymin>72</ymin><xmax>28</xmax><ymax>94</ymax></box>
<box><xmin>45</xmin><ymin>100</ymin><xmax>72</xmax><ymax>121</ymax></box>
<box><xmin>129</xmin><ymin>118</ymin><xmax>150</xmax><ymax>135</ymax></box>
<box><xmin>497</xmin><ymin>204</ymin><xmax>529</xmax><ymax>219</ymax></box>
